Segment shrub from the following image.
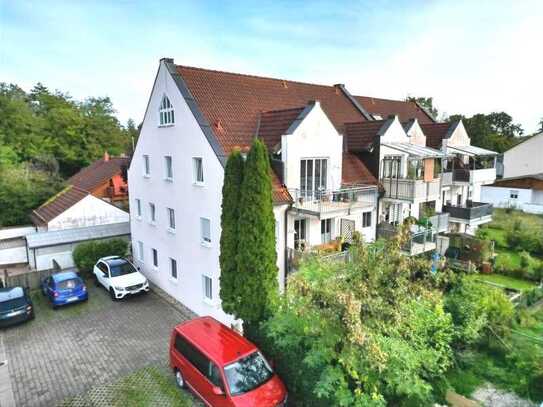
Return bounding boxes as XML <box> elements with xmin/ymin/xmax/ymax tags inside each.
<box><xmin>72</xmin><ymin>238</ymin><xmax>128</xmax><ymax>276</ymax></box>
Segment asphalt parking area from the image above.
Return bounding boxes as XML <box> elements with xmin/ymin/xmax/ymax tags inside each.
<box><xmin>1</xmin><ymin>280</ymin><xmax>195</xmax><ymax>406</ymax></box>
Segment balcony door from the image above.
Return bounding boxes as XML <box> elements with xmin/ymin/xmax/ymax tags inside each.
<box><xmin>300</xmin><ymin>158</ymin><xmax>327</xmax><ymax>199</ymax></box>
<box><xmin>294</xmin><ymin>218</ymin><xmax>307</xmax><ymax>250</ymax></box>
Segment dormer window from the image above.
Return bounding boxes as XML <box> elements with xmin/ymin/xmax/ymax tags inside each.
<box><xmin>159</xmin><ymin>95</ymin><xmax>174</xmax><ymax>126</ymax></box>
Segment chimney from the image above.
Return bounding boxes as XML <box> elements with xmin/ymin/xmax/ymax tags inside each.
<box><xmin>103</xmin><ymin>151</ymin><xmax>110</xmax><ymax>162</ymax></box>
<box><xmin>282</xmin><ymin>80</ymin><xmax>288</xmax><ymax>89</ymax></box>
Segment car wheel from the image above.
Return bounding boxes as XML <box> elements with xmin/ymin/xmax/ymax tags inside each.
<box><xmin>109</xmin><ymin>288</ymin><xmax>117</xmax><ymax>301</ymax></box>
<box><xmin>175</xmin><ymin>369</ymin><xmax>185</xmax><ymax>388</ymax></box>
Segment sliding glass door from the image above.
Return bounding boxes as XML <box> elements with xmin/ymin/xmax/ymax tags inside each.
<box><xmin>300</xmin><ymin>158</ymin><xmax>327</xmax><ymax>199</ymax></box>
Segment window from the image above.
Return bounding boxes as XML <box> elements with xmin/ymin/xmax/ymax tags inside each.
<box><xmin>200</xmin><ymin>217</ymin><xmax>211</xmax><ymax>245</ymax></box>
<box><xmin>164</xmin><ymin>156</ymin><xmax>173</xmax><ymax>180</ymax></box>
<box><xmin>321</xmin><ymin>218</ymin><xmax>331</xmax><ymax>243</ymax></box>
<box><xmin>170</xmin><ymin>258</ymin><xmax>177</xmax><ymax>280</ymax></box>
<box><xmin>193</xmin><ymin>157</ymin><xmax>204</xmax><ymax>184</ymax></box>
<box><xmin>362</xmin><ymin>211</ymin><xmax>372</xmax><ymax>228</ymax></box>
<box><xmin>159</xmin><ymin>95</ymin><xmax>174</xmax><ymax>126</ymax></box>
<box><xmin>137</xmin><ymin>241</ymin><xmax>144</xmax><ymax>261</ymax></box>
<box><xmin>149</xmin><ymin>203</ymin><xmax>156</xmax><ymax>223</ymax></box>
<box><xmin>167</xmin><ymin>207</ymin><xmax>175</xmax><ymax>230</ymax></box>
<box><xmin>136</xmin><ymin>199</ymin><xmax>142</xmax><ymax>218</ymax></box>
<box><xmin>300</xmin><ymin>158</ymin><xmax>327</xmax><ymax>198</ymax></box>
<box><xmin>152</xmin><ymin>248</ymin><xmax>158</xmax><ymax>268</ymax></box>
<box><xmin>143</xmin><ymin>155</ymin><xmax>150</xmax><ymax>177</ymax></box>
<box><xmin>294</xmin><ymin>218</ymin><xmax>306</xmax><ymax>250</ymax></box>
<box><xmin>174</xmin><ymin>334</ymin><xmax>223</xmax><ymax>389</ymax></box>
<box><xmin>382</xmin><ymin>156</ymin><xmax>402</xmax><ymax>178</ymax></box>
<box><xmin>203</xmin><ymin>275</ymin><xmax>213</xmax><ymax>300</ymax></box>
<box><xmin>510</xmin><ymin>190</ymin><xmax>519</xmax><ymax>199</ymax></box>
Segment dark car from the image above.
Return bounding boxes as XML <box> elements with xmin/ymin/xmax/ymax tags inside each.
<box><xmin>41</xmin><ymin>271</ymin><xmax>88</xmax><ymax>309</ymax></box>
<box><xmin>0</xmin><ymin>287</ymin><xmax>34</xmax><ymax>327</ymax></box>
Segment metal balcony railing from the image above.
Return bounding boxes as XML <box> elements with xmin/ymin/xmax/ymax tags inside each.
<box><xmin>427</xmin><ymin>213</ymin><xmax>450</xmax><ymax>233</ymax></box>
<box><xmin>442</xmin><ymin>201</ymin><xmax>493</xmax><ymax>221</ymax></box>
<box><xmin>381</xmin><ymin>178</ymin><xmax>440</xmax><ymax>201</ymax></box>
<box><xmin>376</xmin><ymin>223</ymin><xmax>437</xmax><ymax>256</ymax></box>
<box><xmin>288</xmin><ymin>186</ymin><xmax>377</xmax><ymax>217</ymax></box>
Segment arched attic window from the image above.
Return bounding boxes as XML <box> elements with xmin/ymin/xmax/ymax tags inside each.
<box><xmin>159</xmin><ymin>95</ymin><xmax>175</xmax><ymax>126</ymax></box>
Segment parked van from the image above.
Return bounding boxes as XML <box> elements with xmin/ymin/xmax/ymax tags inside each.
<box><xmin>170</xmin><ymin>316</ymin><xmax>287</xmax><ymax>406</ymax></box>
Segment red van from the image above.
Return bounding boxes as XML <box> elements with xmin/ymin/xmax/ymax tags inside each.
<box><xmin>169</xmin><ymin>316</ymin><xmax>287</xmax><ymax>407</ymax></box>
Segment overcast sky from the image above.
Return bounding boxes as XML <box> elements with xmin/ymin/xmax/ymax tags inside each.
<box><xmin>1</xmin><ymin>0</ymin><xmax>542</xmax><ymax>133</ymax></box>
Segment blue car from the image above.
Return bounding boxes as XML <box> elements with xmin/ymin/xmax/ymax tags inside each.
<box><xmin>41</xmin><ymin>271</ymin><xmax>88</xmax><ymax>308</ymax></box>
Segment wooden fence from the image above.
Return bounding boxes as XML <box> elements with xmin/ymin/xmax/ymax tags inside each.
<box><xmin>2</xmin><ymin>264</ymin><xmax>65</xmax><ymax>290</ymax></box>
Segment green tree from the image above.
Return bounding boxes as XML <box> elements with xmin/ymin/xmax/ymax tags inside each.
<box><xmin>235</xmin><ymin>139</ymin><xmax>278</xmax><ymax>330</ymax></box>
<box><xmin>219</xmin><ymin>149</ymin><xmax>245</xmax><ymax>316</ymax></box>
<box><xmin>407</xmin><ymin>96</ymin><xmax>438</xmax><ymax>119</ymax></box>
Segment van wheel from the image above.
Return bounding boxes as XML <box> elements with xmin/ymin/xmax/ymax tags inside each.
<box><xmin>175</xmin><ymin>369</ymin><xmax>185</xmax><ymax>388</ymax></box>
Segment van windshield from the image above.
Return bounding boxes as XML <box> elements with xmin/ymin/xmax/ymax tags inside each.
<box><xmin>224</xmin><ymin>351</ymin><xmax>273</xmax><ymax>396</ymax></box>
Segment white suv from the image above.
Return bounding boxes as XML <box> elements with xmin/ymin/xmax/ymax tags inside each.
<box><xmin>93</xmin><ymin>256</ymin><xmax>149</xmax><ymax>300</ymax></box>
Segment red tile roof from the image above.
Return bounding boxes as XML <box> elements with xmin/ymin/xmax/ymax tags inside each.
<box><xmin>176</xmin><ymin>65</ymin><xmax>369</xmax><ymax>155</ymax></box>
<box><xmin>344</xmin><ymin>120</ymin><xmax>387</xmax><ymax>152</ymax></box>
<box><xmin>271</xmin><ymin>172</ymin><xmax>292</xmax><ymax>204</ymax></box>
<box><xmin>342</xmin><ymin>153</ymin><xmax>378</xmax><ymax>186</ymax></box>
<box><xmin>420</xmin><ymin>123</ymin><xmax>453</xmax><ymax>149</ymax></box>
<box><xmin>31</xmin><ymin>186</ymin><xmax>89</xmax><ymax>226</ymax></box>
<box><xmin>68</xmin><ymin>157</ymin><xmax>129</xmax><ymax>192</ymax></box>
<box><xmin>355</xmin><ymin>96</ymin><xmax>435</xmax><ymax>123</ymax></box>
<box><xmin>258</xmin><ymin>106</ymin><xmax>305</xmax><ymax>151</ymax></box>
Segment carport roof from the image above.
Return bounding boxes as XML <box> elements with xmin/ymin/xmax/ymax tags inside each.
<box><xmin>26</xmin><ymin>222</ymin><xmax>130</xmax><ymax>249</ymax></box>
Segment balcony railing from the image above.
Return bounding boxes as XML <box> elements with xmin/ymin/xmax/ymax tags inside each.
<box><xmin>381</xmin><ymin>178</ymin><xmax>440</xmax><ymax>201</ymax></box>
<box><xmin>443</xmin><ymin>201</ymin><xmax>493</xmax><ymax>221</ymax></box>
<box><xmin>289</xmin><ymin>186</ymin><xmax>377</xmax><ymax>218</ymax></box>
<box><xmin>442</xmin><ymin>167</ymin><xmax>496</xmax><ymax>185</ymax></box>
<box><xmin>427</xmin><ymin>212</ymin><xmax>450</xmax><ymax>233</ymax></box>
<box><xmin>376</xmin><ymin>223</ymin><xmax>436</xmax><ymax>256</ymax></box>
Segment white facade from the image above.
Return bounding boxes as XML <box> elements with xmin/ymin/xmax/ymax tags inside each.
<box><xmin>481</xmin><ymin>185</ymin><xmax>543</xmax><ymax>214</ymax></box>
<box><xmin>46</xmin><ymin>195</ymin><xmax>129</xmax><ymax>231</ymax></box>
<box><xmin>503</xmin><ymin>132</ymin><xmax>543</xmax><ymax>179</ymax></box>
<box><xmin>129</xmin><ymin>61</ymin><xmax>379</xmax><ymax>325</ymax></box>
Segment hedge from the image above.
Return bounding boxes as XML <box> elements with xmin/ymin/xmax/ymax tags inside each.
<box><xmin>72</xmin><ymin>238</ymin><xmax>129</xmax><ymax>276</ymax></box>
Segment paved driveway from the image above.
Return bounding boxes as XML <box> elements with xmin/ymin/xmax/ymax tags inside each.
<box><xmin>1</xmin><ymin>281</ymin><xmax>194</xmax><ymax>406</ymax></box>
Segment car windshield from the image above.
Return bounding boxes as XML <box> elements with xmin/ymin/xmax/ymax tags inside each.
<box><xmin>109</xmin><ymin>261</ymin><xmax>137</xmax><ymax>278</ymax></box>
<box><xmin>0</xmin><ymin>297</ymin><xmax>27</xmax><ymax>312</ymax></box>
<box><xmin>224</xmin><ymin>351</ymin><xmax>273</xmax><ymax>396</ymax></box>
<box><xmin>57</xmin><ymin>278</ymin><xmax>82</xmax><ymax>290</ymax></box>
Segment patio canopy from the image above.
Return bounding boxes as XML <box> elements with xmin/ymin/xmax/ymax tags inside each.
<box><xmin>382</xmin><ymin>142</ymin><xmax>449</xmax><ymax>158</ymax></box>
<box><xmin>447</xmin><ymin>145</ymin><xmax>497</xmax><ymax>156</ymax></box>
<box><xmin>26</xmin><ymin>222</ymin><xmax>130</xmax><ymax>249</ymax></box>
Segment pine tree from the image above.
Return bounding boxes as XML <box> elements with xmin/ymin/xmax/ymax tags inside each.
<box><xmin>235</xmin><ymin>139</ymin><xmax>278</xmax><ymax>328</ymax></box>
<box><xmin>219</xmin><ymin>149</ymin><xmax>244</xmax><ymax>315</ymax></box>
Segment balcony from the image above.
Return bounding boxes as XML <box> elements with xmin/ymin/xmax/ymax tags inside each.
<box><xmin>377</xmin><ymin>223</ymin><xmax>436</xmax><ymax>256</ymax></box>
<box><xmin>427</xmin><ymin>212</ymin><xmax>450</xmax><ymax>233</ymax></box>
<box><xmin>289</xmin><ymin>186</ymin><xmax>377</xmax><ymax>218</ymax></box>
<box><xmin>443</xmin><ymin>201</ymin><xmax>493</xmax><ymax>225</ymax></box>
<box><xmin>382</xmin><ymin>178</ymin><xmax>440</xmax><ymax>202</ymax></box>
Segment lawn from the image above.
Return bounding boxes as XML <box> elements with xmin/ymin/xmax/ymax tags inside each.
<box><xmin>468</xmin><ymin>273</ymin><xmax>537</xmax><ymax>292</ymax></box>
<box><xmin>59</xmin><ymin>365</ymin><xmax>197</xmax><ymax>406</ymax></box>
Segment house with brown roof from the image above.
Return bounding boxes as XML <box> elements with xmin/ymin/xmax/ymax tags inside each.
<box><xmin>481</xmin><ymin>173</ymin><xmax>543</xmax><ymax>214</ymax></box>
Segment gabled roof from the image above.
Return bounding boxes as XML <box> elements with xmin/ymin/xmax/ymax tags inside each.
<box><xmin>342</xmin><ymin>153</ymin><xmax>378</xmax><ymax>186</ymax></box>
<box><xmin>257</xmin><ymin>106</ymin><xmax>307</xmax><ymax>151</ymax></box>
<box><xmin>68</xmin><ymin>156</ymin><xmax>129</xmax><ymax>192</ymax></box>
<box><xmin>420</xmin><ymin>122</ymin><xmax>457</xmax><ymax>149</ymax></box>
<box><xmin>354</xmin><ymin>96</ymin><xmax>436</xmax><ymax>123</ymax></box>
<box><xmin>344</xmin><ymin>119</ymin><xmax>390</xmax><ymax>152</ymax></box>
<box><xmin>31</xmin><ymin>186</ymin><xmax>89</xmax><ymax>226</ymax></box>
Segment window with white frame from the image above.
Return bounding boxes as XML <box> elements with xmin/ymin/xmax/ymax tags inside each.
<box><xmin>510</xmin><ymin>190</ymin><xmax>519</xmax><ymax>199</ymax></box>
<box><xmin>321</xmin><ymin>219</ymin><xmax>332</xmax><ymax>243</ymax></box>
<box><xmin>167</xmin><ymin>207</ymin><xmax>175</xmax><ymax>230</ymax></box>
<box><xmin>362</xmin><ymin>211</ymin><xmax>372</xmax><ymax>228</ymax></box>
<box><xmin>200</xmin><ymin>217</ymin><xmax>211</xmax><ymax>245</ymax></box>
<box><xmin>170</xmin><ymin>258</ymin><xmax>177</xmax><ymax>280</ymax></box>
<box><xmin>193</xmin><ymin>157</ymin><xmax>204</xmax><ymax>184</ymax></box>
<box><xmin>159</xmin><ymin>95</ymin><xmax>174</xmax><ymax>126</ymax></box>
<box><xmin>164</xmin><ymin>156</ymin><xmax>173</xmax><ymax>180</ymax></box>
<box><xmin>149</xmin><ymin>203</ymin><xmax>156</xmax><ymax>223</ymax></box>
<box><xmin>152</xmin><ymin>248</ymin><xmax>158</xmax><ymax>268</ymax></box>
<box><xmin>137</xmin><ymin>241</ymin><xmax>144</xmax><ymax>261</ymax></box>
<box><xmin>143</xmin><ymin>155</ymin><xmax>150</xmax><ymax>176</ymax></box>
<box><xmin>136</xmin><ymin>199</ymin><xmax>142</xmax><ymax>218</ymax></box>
<box><xmin>203</xmin><ymin>275</ymin><xmax>213</xmax><ymax>300</ymax></box>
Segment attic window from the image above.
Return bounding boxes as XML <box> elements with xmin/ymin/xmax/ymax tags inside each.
<box><xmin>159</xmin><ymin>95</ymin><xmax>174</xmax><ymax>126</ymax></box>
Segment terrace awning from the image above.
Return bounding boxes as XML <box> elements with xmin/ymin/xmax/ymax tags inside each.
<box><xmin>382</xmin><ymin>143</ymin><xmax>449</xmax><ymax>158</ymax></box>
<box><xmin>447</xmin><ymin>145</ymin><xmax>497</xmax><ymax>156</ymax></box>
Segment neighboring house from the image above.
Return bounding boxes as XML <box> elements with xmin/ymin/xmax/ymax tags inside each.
<box><xmin>420</xmin><ymin>121</ymin><xmax>497</xmax><ymax>234</ymax></box>
<box><xmin>68</xmin><ymin>152</ymin><xmax>129</xmax><ymax>207</ymax></box>
<box><xmin>481</xmin><ymin>174</ymin><xmax>543</xmax><ymax>214</ymax></box>
<box><xmin>502</xmin><ymin>132</ymin><xmax>543</xmax><ymax>178</ymax></box>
